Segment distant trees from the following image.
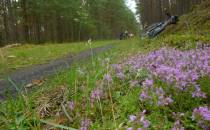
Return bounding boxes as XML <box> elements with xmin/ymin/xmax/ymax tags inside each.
<box><xmin>136</xmin><ymin>0</ymin><xmax>202</xmax><ymax>29</ymax></box>
<box><xmin>0</xmin><ymin>0</ymin><xmax>138</xmax><ymax>45</ymax></box>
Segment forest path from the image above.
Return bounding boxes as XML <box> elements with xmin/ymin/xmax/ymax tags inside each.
<box><xmin>0</xmin><ymin>44</ymin><xmax>113</xmax><ymax>100</ymax></box>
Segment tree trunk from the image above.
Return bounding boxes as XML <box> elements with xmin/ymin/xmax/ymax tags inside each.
<box><xmin>21</xmin><ymin>0</ymin><xmax>30</xmax><ymax>43</ymax></box>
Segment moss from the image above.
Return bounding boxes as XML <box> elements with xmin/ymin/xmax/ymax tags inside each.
<box><xmin>161</xmin><ymin>1</ymin><xmax>210</xmax><ymax>35</ymax></box>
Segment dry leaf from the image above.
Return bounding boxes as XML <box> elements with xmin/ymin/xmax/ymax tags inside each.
<box><xmin>32</xmin><ymin>79</ymin><xmax>45</xmax><ymax>86</ymax></box>
<box><xmin>25</xmin><ymin>79</ymin><xmax>45</xmax><ymax>88</ymax></box>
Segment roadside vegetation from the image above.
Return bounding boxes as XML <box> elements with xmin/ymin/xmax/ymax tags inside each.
<box><xmin>1</xmin><ymin>32</ymin><xmax>210</xmax><ymax>130</ymax></box>
<box><xmin>0</xmin><ymin>40</ymin><xmax>114</xmax><ymax>77</ymax></box>
<box><xmin>162</xmin><ymin>1</ymin><xmax>210</xmax><ymax>35</ymax></box>
<box><xmin>0</xmin><ymin>1</ymin><xmax>210</xmax><ymax>130</ymax></box>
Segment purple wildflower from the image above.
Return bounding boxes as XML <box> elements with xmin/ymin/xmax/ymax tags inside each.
<box><xmin>198</xmin><ymin>121</ymin><xmax>210</xmax><ymax>130</ymax></box>
<box><xmin>90</xmin><ymin>89</ymin><xmax>103</xmax><ymax>108</ymax></box>
<box><xmin>80</xmin><ymin>127</ymin><xmax>88</xmax><ymax>130</ymax></box>
<box><xmin>158</xmin><ymin>96</ymin><xmax>174</xmax><ymax>106</ymax></box>
<box><xmin>90</xmin><ymin>89</ymin><xmax>103</xmax><ymax>100</ymax></box>
<box><xmin>104</xmin><ymin>74</ymin><xmax>113</xmax><ymax>82</ymax></box>
<box><xmin>156</xmin><ymin>87</ymin><xmax>173</xmax><ymax>106</ymax></box>
<box><xmin>80</xmin><ymin>118</ymin><xmax>91</xmax><ymax>130</ymax></box>
<box><xmin>143</xmin><ymin>120</ymin><xmax>150</xmax><ymax>128</ymax></box>
<box><xmin>192</xmin><ymin>86</ymin><xmax>206</xmax><ymax>98</ymax></box>
<box><xmin>142</xmin><ymin>79</ymin><xmax>153</xmax><ymax>87</ymax></box>
<box><xmin>140</xmin><ymin>90</ymin><xmax>151</xmax><ymax>101</ymax></box>
<box><xmin>112</xmin><ymin>64</ymin><xmax>122</xmax><ymax>73</ymax></box>
<box><xmin>123</xmin><ymin>47</ymin><xmax>210</xmax><ymax>92</ymax></box>
<box><xmin>193</xmin><ymin>106</ymin><xmax>210</xmax><ymax>121</ymax></box>
<box><xmin>172</xmin><ymin>120</ymin><xmax>184</xmax><ymax>130</ymax></box>
<box><xmin>68</xmin><ymin>101</ymin><xmax>75</xmax><ymax>111</ymax></box>
<box><xmin>128</xmin><ymin>110</ymin><xmax>150</xmax><ymax>129</ymax></box>
<box><xmin>129</xmin><ymin>115</ymin><xmax>137</xmax><ymax>122</ymax></box>
<box><xmin>116</xmin><ymin>72</ymin><xmax>126</xmax><ymax>79</ymax></box>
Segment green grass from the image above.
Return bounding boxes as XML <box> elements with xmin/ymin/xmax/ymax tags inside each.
<box><xmin>0</xmin><ymin>40</ymin><xmax>115</xmax><ymax>77</ymax></box>
<box><xmin>162</xmin><ymin>1</ymin><xmax>210</xmax><ymax>35</ymax></box>
<box><xmin>0</xmin><ymin>34</ymin><xmax>209</xmax><ymax>129</ymax></box>
<box><xmin>0</xmin><ymin>33</ymin><xmax>210</xmax><ymax>129</ymax></box>
<box><xmin>0</xmin><ymin>38</ymin><xmax>161</xmax><ymax>129</ymax></box>
<box><xmin>157</xmin><ymin>33</ymin><xmax>210</xmax><ymax>49</ymax></box>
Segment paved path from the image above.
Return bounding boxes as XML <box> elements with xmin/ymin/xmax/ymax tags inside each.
<box><xmin>0</xmin><ymin>44</ymin><xmax>113</xmax><ymax>100</ymax></box>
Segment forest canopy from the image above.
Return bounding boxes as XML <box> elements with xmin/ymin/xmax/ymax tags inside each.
<box><xmin>0</xmin><ymin>0</ymin><xmax>138</xmax><ymax>45</ymax></box>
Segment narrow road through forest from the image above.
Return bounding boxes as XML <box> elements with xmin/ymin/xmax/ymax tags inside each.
<box><xmin>0</xmin><ymin>44</ymin><xmax>113</xmax><ymax>100</ymax></box>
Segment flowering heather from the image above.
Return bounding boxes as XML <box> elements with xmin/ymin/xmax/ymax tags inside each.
<box><xmin>116</xmin><ymin>72</ymin><xmax>126</xmax><ymax>79</ymax></box>
<box><xmin>128</xmin><ymin>110</ymin><xmax>150</xmax><ymax>129</ymax></box>
<box><xmin>142</xmin><ymin>79</ymin><xmax>154</xmax><ymax>87</ymax></box>
<box><xmin>124</xmin><ymin>47</ymin><xmax>210</xmax><ymax>95</ymax></box>
<box><xmin>68</xmin><ymin>101</ymin><xmax>75</xmax><ymax>111</ymax></box>
<box><xmin>80</xmin><ymin>118</ymin><xmax>92</xmax><ymax>130</ymax></box>
<box><xmin>127</xmin><ymin>127</ymin><xmax>133</xmax><ymax>130</ymax></box>
<box><xmin>109</xmin><ymin>47</ymin><xmax>210</xmax><ymax>129</ymax></box>
<box><xmin>90</xmin><ymin>89</ymin><xmax>103</xmax><ymax>107</ymax></box>
<box><xmin>172</xmin><ymin>120</ymin><xmax>185</xmax><ymax>130</ymax></box>
<box><xmin>129</xmin><ymin>115</ymin><xmax>137</xmax><ymax>122</ymax></box>
<box><xmin>140</xmin><ymin>81</ymin><xmax>173</xmax><ymax>106</ymax></box>
<box><xmin>90</xmin><ymin>89</ymin><xmax>103</xmax><ymax>100</ymax></box>
<box><xmin>192</xmin><ymin>106</ymin><xmax>210</xmax><ymax>121</ymax></box>
<box><xmin>112</xmin><ymin>64</ymin><xmax>123</xmax><ymax>73</ymax></box>
<box><xmin>192</xmin><ymin>85</ymin><xmax>207</xmax><ymax>98</ymax></box>
<box><xmin>156</xmin><ymin>87</ymin><xmax>174</xmax><ymax>106</ymax></box>
<box><xmin>139</xmin><ymin>90</ymin><xmax>151</xmax><ymax>101</ymax></box>
<box><xmin>103</xmin><ymin>74</ymin><xmax>113</xmax><ymax>82</ymax></box>
<box><xmin>192</xmin><ymin>106</ymin><xmax>210</xmax><ymax>129</ymax></box>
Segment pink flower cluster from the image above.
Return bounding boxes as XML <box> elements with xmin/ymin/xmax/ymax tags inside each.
<box><xmin>125</xmin><ymin>47</ymin><xmax>210</xmax><ymax>96</ymax></box>
<box><xmin>192</xmin><ymin>106</ymin><xmax>210</xmax><ymax>129</ymax></box>
<box><xmin>106</xmin><ymin>47</ymin><xmax>210</xmax><ymax>129</ymax></box>
<box><xmin>128</xmin><ymin>110</ymin><xmax>150</xmax><ymax>130</ymax></box>
<box><xmin>140</xmin><ymin>79</ymin><xmax>173</xmax><ymax>106</ymax></box>
<box><xmin>90</xmin><ymin>89</ymin><xmax>103</xmax><ymax>108</ymax></box>
<box><xmin>193</xmin><ymin>106</ymin><xmax>210</xmax><ymax>122</ymax></box>
<box><xmin>80</xmin><ymin>118</ymin><xmax>92</xmax><ymax>130</ymax></box>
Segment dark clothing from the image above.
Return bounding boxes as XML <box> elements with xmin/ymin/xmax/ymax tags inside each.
<box><xmin>166</xmin><ymin>13</ymin><xmax>171</xmax><ymax>19</ymax></box>
<box><xmin>164</xmin><ymin>9</ymin><xmax>171</xmax><ymax>19</ymax></box>
<box><xmin>119</xmin><ymin>32</ymin><xmax>124</xmax><ymax>40</ymax></box>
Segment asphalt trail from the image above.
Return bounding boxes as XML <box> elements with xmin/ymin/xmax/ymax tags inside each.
<box><xmin>0</xmin><ymin>44</ymin><xmax>113</xmax><ymax>100</ymax></box>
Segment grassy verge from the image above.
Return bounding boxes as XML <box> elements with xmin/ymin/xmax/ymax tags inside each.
<box><xmin>162</xmin><ymin>1</ymin><xmax>210</xmax><ymax>35</ymax></box>
<box><xmin>0</xmin><ymin>38</ymin><xmax>162</xmax><ymax>129</ymax></box>
<box><xmin>0</xmin><ymin>40</ymin><xmax>115</xmax><ymax>77</ymax></box>
<box><xmin>1</xmin><ymin>31</ymin><xmax>210</xmax><ymax>129</ymax></box>
<box><xmin>1</xmin><ymin>28</ymin><xmax>210</xmax><ymax>129</ymax></box>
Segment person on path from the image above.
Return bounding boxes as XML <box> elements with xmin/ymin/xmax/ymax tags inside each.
<box><xmin>119</xmin><ymin>32</ymin><xmax>124</xmax><ymax>40</ymax></box>
<box><xmin>164</xmin><ymin>8</ymin><xmax>171</xmax><ymax>20</ymax></box>
<box><xmin>124</xmin><ymin>30</ymin><xmax>128</xmax><ymax>39</ymax></box>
